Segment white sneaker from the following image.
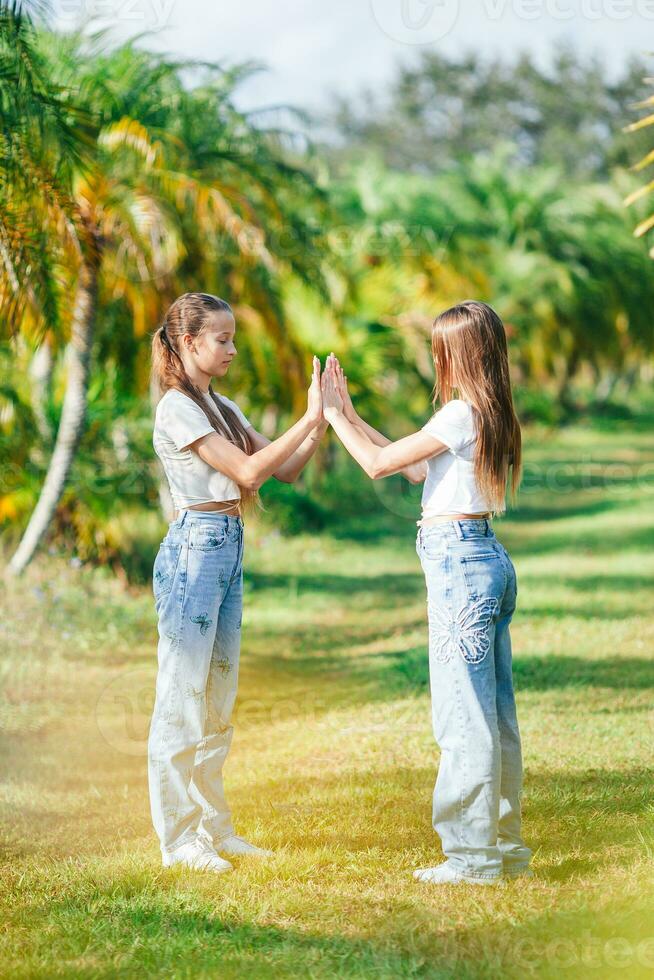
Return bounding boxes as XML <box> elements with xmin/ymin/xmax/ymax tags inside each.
<box><xmin>413</xmin><ymin>863</ymin><xmax>502</xmax><ymax>886</ymax></box>
<box><xmin>162</xmin><ymin>836</ymin><xmax>233</xmax><ymax>873</ymax></box>
<box><xmin>216</xmin><ymin>834</ymin><xmax>274</xmax><ymax>858</ymax></box>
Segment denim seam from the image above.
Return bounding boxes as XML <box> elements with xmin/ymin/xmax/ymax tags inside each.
<box><xmin>195</xmin><ymin>551</ymin><xmax>225</xmax><ymax>798</ymax></box>
<box><xmin>188</xmin><ymin>542</ymin><xmax>240</xmax><ymax>841</ymax></box>
<box><xmin>443</xmin><ymin>550</ymin><xmax>468</xmax><ymax>858</ymax></box>
<box><xmin>157</xmin><ymin>538</ymin><xmax>189</xmax><ymax>830</ymax></box>
<box><xmin>230</xmin><ymin>525</ymin><xmax>244</xmax><ymax>584</ymax></box>
<box><xmin>153</xmin><ymin>544</ymin><xmax>183</xmax><ymax>608</ymax></box>
<box><xmin>496</xmin><ymin>545</ymin><xmax>510</xmax><ymax>597</ymax></box>
<box><xmin>458</xmin><ymin>870</ymin><xmax>503</xmax><ymax>881</ymax></box>
<box><xmin>452</xmin><ymin>667</ymin><xmax>467</xmax><ymax>859</ymax></box>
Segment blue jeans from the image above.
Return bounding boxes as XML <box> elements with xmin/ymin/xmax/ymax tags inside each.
<box><xmin>147</xmin><ymin>508</ymin><xmax>244</xmax><ymax>857</ymax></box>
<box><xmin>416</xmin><ymin>518</ymin><xmax>531</xmax><ymax>880</ymax></box>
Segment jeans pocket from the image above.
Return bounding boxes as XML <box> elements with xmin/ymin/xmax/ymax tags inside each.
<box><xmin>190</xmin><ymin>525</ymin><xmax>228</xmax><ymax>551</ymax></box>
<box><xmin>421</xmin><ymin>532</ymin><xmax>448</xmax><ymax>562</ymax></box>
<box><xmin>153</xmin><ymin>543</ymin><xmax>182</xmax><ymax>609</ymax></box>
<box><xmin>459</xmin><ymin>551</ymin><xmax>504</xmax><ymax>602</ymax></box>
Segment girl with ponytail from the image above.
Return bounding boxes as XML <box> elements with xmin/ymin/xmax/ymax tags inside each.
<box><xmin>148</xmin><ymin>292</ymin><xmax>325</xmax><ymax>873</ymax></box>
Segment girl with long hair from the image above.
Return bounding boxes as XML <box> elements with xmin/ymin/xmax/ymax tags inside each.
<box><xmin>148</xmin><ymin>292</ymin><xmax>325</xmax><ymax>873</ymax></box>
<box><xmin>321</xmin><ymin>300</ymin><xmax>532</xmax><ymax>885</ymax></box>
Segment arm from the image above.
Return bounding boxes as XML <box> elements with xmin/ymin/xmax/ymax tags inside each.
<box><xmin>346</xmin><ymin>413</ymin><xmax>427</xmax><ymax>485</ymax></box>
<box><xmin>247</xmin><ymin>420</ymin><xmax>329</xmax><ymax>483</ymax></box>
<box><xmin>321</xmin><ymin>361</ymin><xmax>447</xmax><ymax>479</ymax></box>
<box><xmin>192</xmin><ymin>357</ymin><xmax>323</xmax><ymax>491</ymax></box>
<box><xmin>328</xmin><ymin>354</ymin><xmax>427</xmax><ymax>484</ymax></box>
<box><xmin>329</xmin><ymin>414</ymin><xmax>446</xmax><ymax>480</ymax></box>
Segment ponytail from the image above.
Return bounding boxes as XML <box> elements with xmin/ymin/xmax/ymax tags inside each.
<box><xmin>151</xmin><ymin>292</ymin><xmax>259</xmax><ymax>510</ymax></box>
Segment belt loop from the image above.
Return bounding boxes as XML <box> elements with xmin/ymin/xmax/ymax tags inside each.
<box><xmin>179</xmin><ymin>510</ymin><xmax>188</xmax><ymax>527</ymax></box>
<box><xmin>453</xmin><ymin>520</ymin><xmax>464</xmax><ymax>540</ymax></box>
<box><xmin>485</xmin><ymin>518</ymin><xmax>491</xmax><ymax>536</ymax></box>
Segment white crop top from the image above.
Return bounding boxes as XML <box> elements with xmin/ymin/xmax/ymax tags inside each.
<box><xmin>153</xmin><ymin>388</ymin><xmax>253</xmax><ymax>510</ymax></box>
<box><xmin>420</xmin><ymin>399</ymin><xmax>499</xmax><ymax>519</ymax></box>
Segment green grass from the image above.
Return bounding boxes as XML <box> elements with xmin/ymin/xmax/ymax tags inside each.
<box><xmin>1</xmin><ymin>412</ymin><xmax>654</xmax><ymax>979</ymax></box>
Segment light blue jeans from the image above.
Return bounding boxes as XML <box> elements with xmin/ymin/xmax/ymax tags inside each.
<box><xmin>416</xmin><ymin>518</ymin><xmax>531</xmax><ymax>881</ymax></box>
<box><xmin>148</xmin><ymin>508</ymin><xmax>244</xmax><ymax>858</ymax></box>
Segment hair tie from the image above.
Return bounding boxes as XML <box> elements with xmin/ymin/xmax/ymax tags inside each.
<box><xmin>160</xmin><ymin>325</ymin><xmax>175</xmax><ymax>354</ymax></box>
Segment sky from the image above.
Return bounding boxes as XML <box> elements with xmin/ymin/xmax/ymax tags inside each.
<box><xmin>52</xmin><ymin>0</ymin><xmax>654</xmax><ymax>113</ymax></box>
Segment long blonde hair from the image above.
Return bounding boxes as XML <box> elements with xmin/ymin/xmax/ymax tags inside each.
<box><xmin>431</xmin><ymin>300</ymin><xmax>522</xmax><ymax>513</ymax></box>
<box><xmin>151</xmin><ymin>292</ymin><xmax>258</xmax><ymax>509</ymax></box>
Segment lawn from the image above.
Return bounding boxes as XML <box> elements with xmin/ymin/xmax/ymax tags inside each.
<box><xmin>1</xmin><ymin>410</ymin><xmax>653</xmax><ymax>979</ymax></box>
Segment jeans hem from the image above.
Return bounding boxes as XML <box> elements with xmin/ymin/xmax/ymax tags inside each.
<box><xmin>502</xmin><ymin>863</ymin><xmax>532</xmax><ymax>877</ymax></box>
<box><xmin>161</xmin><ymin>832</ymin><xmax>200</xmax><ymax>858</ymax></box>
<box><xmin>449</xmin><ymin>862</ymin><xmax>503</xmax><ymax>882</ymax></box>
<box><xmin>458</xmin><ymin>871</ymin><xmax>503</xmax><ymax>882</ymax></box>
<box><xmin>209</xmin><ymin>829</ymin><xmax>237</xmax><ymax>844</ymax></box>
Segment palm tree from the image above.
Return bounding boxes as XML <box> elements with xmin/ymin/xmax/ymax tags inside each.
<box><xmin>0</xmin><ymin>1</ymin><xmax>93</xmax><ymax>335</ymax></box>
<box><xmin>624</xmin><ymin>64</ymin><xmax>654</xmax><ymax>257</ymax></box>
<box><xmin>328</xmin><ymin>148</ymin><xmax>654</xmax><ymax>416</ymax></box>
<box><xmin>2</xmin><ymin>21</ymin><xmax>332</xmax><ymax>573</ymax></box>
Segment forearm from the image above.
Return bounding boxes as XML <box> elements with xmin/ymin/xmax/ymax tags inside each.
<box><xmin>275</xmin><ymin>422</ymin><xmax>328</xmax><ymax>482</ymax></box>
<box><xmin>327</xmin><ymin>412</ymin><xmax>384</xmax><ymax>479</ymax></box>
<box><xmin>245</xmin><ymin>413</ymin><xmax>319</xmax><ymax>488</ymax></box>
<box><xmin>347</xmin><ymin>411</ymin><xmax>391</xmax><ymax>448</ymax></box>
<box><xmin>348</xmin><ymin>411</ymin><xmax>426</xmax><ymax>483</ymax></box>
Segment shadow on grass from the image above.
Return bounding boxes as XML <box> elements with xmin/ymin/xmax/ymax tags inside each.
<box><xmin>518</xmin><ymin>572</ymin><xmax>654</xmax><ymax>594</ymax></box>
<box><xmin>241</xmin><ymin>628</ymin><xmax>654</xmax><ymax>705</ymax></box>
<box><xmin>236</xmin><ymin>763</ymin><xmax>652</xmax><ymax>886</ymax></box>
<box><xmin>8</xmin><ymin>859</ymin><xmax>654</xmax><ymax>979</ymax></box>
<box><xmin>503</xmin><ymin>522</ymin><xmax>654</xmax><ymax>559</ymax></box>
<box><xmin>6</xmin><ymin>898</ymin><xmax>433</xmax><ymax>980</ymax></box>
<box><xmin>8</xmin><ymin>764</ymin><xmax>653</xmax><ymax>975</ymax></box>
<box><xmin>247</xmin><ymin>570</ymin><xmax>425</xmax><ymax>599</ymax></box>
<box><xmin>378</xmin><ymin>650</ymin><xmax>654</xmax><ymax>694</ymax></box>
<box><xmin>502</xmin><ymin>494</ymin><xmax>639</xmax><ymax>525</ymax></box>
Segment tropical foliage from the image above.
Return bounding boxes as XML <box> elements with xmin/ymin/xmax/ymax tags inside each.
<box><xmin>1</xmin><ymin>4</ymin><xmax>653</xmax><ymax>572</ymax></box>
<box><xmin>624</xmin><ymin>66</ymin><xmax>654</xmax><ymax>257</ymax></box>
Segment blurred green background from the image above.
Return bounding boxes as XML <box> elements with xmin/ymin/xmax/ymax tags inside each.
<box><xmin>1</xmin><ymin>3</ymin><xmax>653</xmax><ymax>578</ymax></box>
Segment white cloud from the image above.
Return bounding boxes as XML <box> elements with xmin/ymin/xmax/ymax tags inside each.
<box><xmin>52</xmin><ymin>0</ymin><xmax>654</xmax><ymax>112</ymax></box>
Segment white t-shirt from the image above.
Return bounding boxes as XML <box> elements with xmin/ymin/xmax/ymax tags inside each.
<box><xmin>420</xmin><ymin>399</ymin><xmax>498</xmax><ymax>518</ymax></box>
<box><xmin>153</xmin><ymin>388</ymin><xmax>253</xmax><ymax>510</ymax></box>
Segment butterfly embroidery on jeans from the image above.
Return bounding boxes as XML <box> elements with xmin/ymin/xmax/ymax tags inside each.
<box><xmin>190</xmin><ymin>612</ymin><xmax>213</xmax><ymax>635</ymax></box>
<box><xmin>428</xmin><ymin>596</ymin><xmax>499</xmax><ymax>665</ymax></box>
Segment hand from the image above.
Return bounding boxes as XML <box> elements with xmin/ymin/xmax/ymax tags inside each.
<box><xmin>321</xmin><ymin>355</ymin><xmax>344</xmax><ymax>422</ymax></box>
<box><xmin>328</xmin><ymin>353</ymin><xmax>356</xmax><ymax>422</ymax></box>
<box><xmin>306</xmin><ymin>355</ymin><xmax>322</xmax><ymax>424</ymax></box>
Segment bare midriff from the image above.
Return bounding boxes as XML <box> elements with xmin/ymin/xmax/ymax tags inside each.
<box><xmin>177</xmin><ymin>498</ymin><xmax>242</xmax><ymax>518</ymax></box>
<box><xmin>418</xmin><ymin>512</ymin><xmax>491</xmax><ymax>526</ymax></box>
